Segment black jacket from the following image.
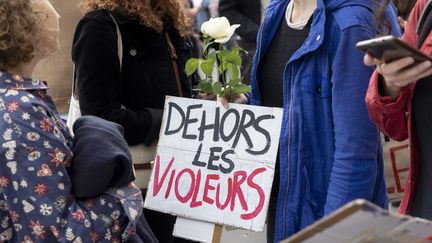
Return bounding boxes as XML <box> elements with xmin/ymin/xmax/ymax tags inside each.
<box><xmin>219</xmin><ymin>0</ymin><xmax>262</xmax><ymax>43</ymax></box>
<box><xmin>72</xmin><ymin>10</ymin><xmax>192</xmax><ymax>145</ymax></box>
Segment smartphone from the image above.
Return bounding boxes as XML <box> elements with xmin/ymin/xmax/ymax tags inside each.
<box><xmin>356</xmin><ymin>35</ymin><xmax>432</xmax><ymax>63</ymax></box>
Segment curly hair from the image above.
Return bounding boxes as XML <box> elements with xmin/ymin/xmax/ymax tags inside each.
<box><xmin>0</xmin><ymin>0</ymin><xmax>43</xmax><ymax>72</ymax></box>
<box><xmin>81</xmin><ymin>0</ymin><xmax>191</xmax><ymax>36</ymax></box>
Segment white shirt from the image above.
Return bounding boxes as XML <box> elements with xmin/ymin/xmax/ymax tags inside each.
<box><xmin>285</xmin><ymin>1</ymin><xmax>310</xmax><ymax>30</ymax></box>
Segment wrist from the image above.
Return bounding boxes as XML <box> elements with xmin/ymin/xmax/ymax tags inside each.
<box><xmin>379</xmin><ymin>76</ymin><xmax>401</xmax><ymax>99</ymax></box>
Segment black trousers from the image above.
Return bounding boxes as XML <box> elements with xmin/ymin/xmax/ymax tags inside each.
<box><xmin>267</xmin><ymin>157</ymin><xmax>280</xmax><ymax>243</ymax></box>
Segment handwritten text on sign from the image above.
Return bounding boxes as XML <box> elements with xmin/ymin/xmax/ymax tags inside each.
<box><xmin>144</xmin><ymin>97</ymin><xmax>283</xmax><ymax>231</ymax></box>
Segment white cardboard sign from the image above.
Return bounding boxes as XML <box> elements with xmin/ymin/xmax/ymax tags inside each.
<box><xmin>283</xmin><ymin>199</ymin><xmax>432</xmax><ymax>243</ymax></box>
<box><xmin>144</xmin><ymin>96</ymin><xmax>283</xmax><ymax>231</ymax></box>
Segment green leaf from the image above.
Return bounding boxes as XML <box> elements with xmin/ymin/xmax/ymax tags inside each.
<box><xmin>207</xmin><ymin>52</ymin><xmax>217</xmax><ymax>61</ymax></box>
<box><xmin>226</xmin><ymin>52</ymin><xmax>242</xmax><ymax>65</ymax></box>
<box><xmin>200</xmin><ymin>58</ymin><xmax>214</xmax><ymax>77</ymax></box>
<box><xmin>228</xmin><ymin>78</ymin><xmax>241</xmax><ymax>86</ymax></box>
<box><xmin>212</xmin><ymin>82</ymin><xmax>222</xmax><ymax>94</ymax></box>
<box><xmin>227</xmin><ymin>63</ymin><xmax>240</xmax><ymax>80</ymax></box>
<box><xmin>217</xmin><ymin>50</ymin><xmax>231</xmax><ymax>62</ymax></box>
<box><xmin>197</xmin><ymin>80</ymin><xmax>213</xmax><ymax>94</ymax></box>
<box><xmin>232</xmin><ymin>83</ymin><xmax>251</xmax><ymax>94</ymax></box>
<box><xmin>230</xmin><ymin>46</ymin><xmax>244</xmax><ymax>53</ymax></box>
<box><xmin>185</xmin><ymin>58</ymin><xmax>200</xmax><ymax>76</ymax></box>
<box><xmin>220</xmin><ymin>85</ymin><xmax>233</xmax><ymax>98</ymax></box>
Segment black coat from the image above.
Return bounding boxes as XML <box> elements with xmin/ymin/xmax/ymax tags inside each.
<box><xmin>219</xmin><ymin>0</ymin><xmax>262</xmax><ymax>43</ymax></box>
<box><xmin>72</xmin><ymin>9</ymin><xmax>192</xmax><ymax>145</ymax></box>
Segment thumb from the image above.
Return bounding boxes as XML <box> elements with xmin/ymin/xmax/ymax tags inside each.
<box><xmin>217</xmin><ymin>96</ymin><xmax>229</xmax><ymax>109</ymax></box>
<box><xmin>364</xmin><ymin>53</ymin><xmax>382</xmax><ymax>66</ymax></box>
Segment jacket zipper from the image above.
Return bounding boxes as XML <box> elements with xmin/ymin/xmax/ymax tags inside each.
<box><xmin>282</xmin><ymin>65</ymin><xmax>294</xmax><ymax>239</ymax></box>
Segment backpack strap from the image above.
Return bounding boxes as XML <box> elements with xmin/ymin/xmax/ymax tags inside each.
<box><xmin>416</xmin><ymin>0</ymin><xmax>432</xmax><ymax>48</ymax></box>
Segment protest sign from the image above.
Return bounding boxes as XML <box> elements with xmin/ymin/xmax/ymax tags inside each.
<box><xmin>144</xmin><ymin>96</ymin><xmax>283</xmax><ymax>231</ymax></box>
<box><xmin>283</xmin><ymin>199</ymin><xmax>432</xmax><ymax>243</ymax></box>
<box><xmin>381</xmin><ymin>135</ymin><xmax>410</xmax><ymax>202</ymax></box>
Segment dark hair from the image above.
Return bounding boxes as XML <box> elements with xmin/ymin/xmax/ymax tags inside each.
<box><xmin>376</xmin><ymin>0</ymin><xmax>417</xmax><ymax>34</ymax></box>
<box><xmin>376</xmin><ymin>0</ymin><xmax>392</xmax><ymax>35</ymax></box>
<box><xmin>396</xmin><ymin>0</ymin><xmax>417</xmax><ymax>19</ymax></box>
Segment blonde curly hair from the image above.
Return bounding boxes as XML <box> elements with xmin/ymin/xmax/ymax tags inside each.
<box><xmin>81</xmin><ymin>0</ymin><xmax>191</xmax><ymax>36</ymax></box>
<box><xmin>0</xmin><ymin>0</ymin><xmax>43</xmax><ymax>72</ymax></box>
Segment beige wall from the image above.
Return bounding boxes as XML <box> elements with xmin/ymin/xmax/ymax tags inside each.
<box><xmin>33</xmin><ymin>0</ymin><xmax>82</xmax><ymax>114</ymax></box>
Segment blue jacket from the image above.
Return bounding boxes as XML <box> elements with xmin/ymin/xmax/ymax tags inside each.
<box><xmin>248</xmin><ymin>0</ymin><xmax>401</xmax><ymax>241</ymax></box>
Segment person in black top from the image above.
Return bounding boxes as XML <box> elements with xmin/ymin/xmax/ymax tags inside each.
<box><xmin>72</xmin><ymin>0</ymin><xmax>195</xmax><ymax>242</ymax></box>
<box><xmin>259</xmin><ymin>2</ymin><xmax>313</xmax><ymax>241</ymax></box>
<box><xmin>219</xmin><ymin>0</ymin><xmax>262</xmax><ymax>84</ymax></box>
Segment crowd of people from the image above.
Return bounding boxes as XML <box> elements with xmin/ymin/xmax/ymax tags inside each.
<box><xmin>0</xmin><ymin>0</ymin><xmax>429</xmax><ymax>242</ymax></box>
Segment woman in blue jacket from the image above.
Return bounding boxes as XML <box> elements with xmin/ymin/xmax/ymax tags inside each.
<box><xmin>227</xmin><ymin>0</ymin><xmax>401</xmax><ymax>241</ymax></box>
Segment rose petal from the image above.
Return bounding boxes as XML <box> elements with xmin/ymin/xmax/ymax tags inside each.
<box><xmin>214</xmin><ymin>24</ymin><xmax>240</xmax><ymax>43</ymax></box>
<box><xmin>219</xmin><ymin>17</ymin><xmax>231</xmax><ymax>29</ymax></box>
<box><xmin>206</xmin><ymin>18</ymin><xmax>228</xmax><ymax>39</ymax></box>
<box><xmin>201</xmin><ymin>21</ymin><xmax>209</xmax><ymax>35</ymax></box>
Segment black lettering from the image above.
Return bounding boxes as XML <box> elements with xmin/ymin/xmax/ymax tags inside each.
<box><xmin>207</xmin><ymin>147</ymin><xmax>222</xmax><ymax>171</ymax></box>
<box><xmin>192</xmin><ymin>143</ymin><xmax>207</xmax><ymax>168</ymax></box>
<box><xmin>246</xmin><ymin>115</ymin><xmax>275</xmax><ymax>155</ymax></box>
<box><xmin>220</xmin><ymin>150</ymin><xmax>235</xmax><ymax>174</ymax></box>
<box><xmin>182</xmin><ymin>104</ymin><xmax>202</xmax><ymax>139</ymax></box>
<box><xmin>232</xmin><ymin>109</ymin><xmax>254</xmax><ymax>149</ymax></box>
<box><xmin>164</xmin><ymin>102</ymin><xmax>185</xmax><ymax>135</ymax></box>
<box><xmin>198</xmin><ymin>107</ymin><xmax>220</xmax><ymax>142</ymax></box>
<box><xmin>220</xmin><ymin>109</ymin><xmax>240</xmax><ymax>142</ymax></box>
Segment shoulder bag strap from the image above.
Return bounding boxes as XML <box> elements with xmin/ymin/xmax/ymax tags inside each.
<box><xmin>164</xmin><ymin>32</ymin><xmax>185</xmax><ymax>97</ymax></box>
<box><xmin>72</xmin><ymin>12</ymin><xmax>123</xmax><ymax>99</ymax></box>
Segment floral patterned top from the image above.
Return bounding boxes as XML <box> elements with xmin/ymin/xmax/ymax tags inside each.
<box><xmin>0</xmin><ymin>72</ymin><xmax>143</xmax><ymax>242</ymax></box>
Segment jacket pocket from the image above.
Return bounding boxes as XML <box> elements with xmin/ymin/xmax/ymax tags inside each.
<box><xmin>301</xmin><ymin>77</ymin><xmax>332</xmax><ymax>133</ymax></box>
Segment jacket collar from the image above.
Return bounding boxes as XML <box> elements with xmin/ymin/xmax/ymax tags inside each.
<box><xmin>108</xmin><ymin>10</ymin><xmax>137</xmax><ymax>25</ymax></box>
<box><xmin>0</xmin><ymin>72</ymin><xmax>48</xmax><ymax>91</ymax></box>
<box><xmin>262</xmin><ymin>0</ymin><xmax>326</xmax><ymax>63</ymax></box>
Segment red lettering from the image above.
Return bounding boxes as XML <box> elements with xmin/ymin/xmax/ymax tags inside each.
<box><xmin>231</xmin><ymin>171</ymin><xmax>248</xmax><ymax>211</ymax></box>
<box><xmin>165</xmin><ymin>169</ymin><xmax>176</xmax><ymax>199</ymax></box>
<box><xmin>153</xmin><ymin>156</ymin><xmax>267</xmax><ymax>221</ymax></box>
<box><xmin>241</xmin><ymin>167</ymin><xmax>267</xmax><ymax>220</ymax></box>
<box><xmin>153</xmin><ymin>155</ymin><xmax>175</xmax><ymax>197</ymax></box>
<box><xmin>216</xmin><ymin>178</ymin><xmax>232</xmax><ymax>210</ymax></box>
<box><xmin>190</xmin><ymin>170</ymin><xmax>203</xmax><ymax>208</ymax></box>
<box><xmin>175</xmin><ymin>169</ymin><xmax>195</xmax><ymax>203</ymax></box>
<box><xmin>203</xmin><ymin>174</ymin><xmax>219</xmax><ymax>205</ymax></box>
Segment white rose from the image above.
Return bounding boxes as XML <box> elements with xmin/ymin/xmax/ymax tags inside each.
<box><xmin>201</xmin><ymin>17</ymin><xmax>240</xmax><ymax>43</ymax></box>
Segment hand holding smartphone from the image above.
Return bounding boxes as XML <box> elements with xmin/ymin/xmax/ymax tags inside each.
<box><xmin>356</xmin><ymin>35</ymin><xmax>432</xmax><ymax>63</ymax></box>
<box><xmin>359</xmin><ymin>35</ymin><xmax>432</xmax><ymax>99</ymax></box>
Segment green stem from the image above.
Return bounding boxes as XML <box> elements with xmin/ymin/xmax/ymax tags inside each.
<box><xmin>219</xmin><ymin>43</ymin><xmax>226</xmax><ymax>89</ymax></box>
<box><xmin>203</xmin><ymin>37</ymin><xmax>209</xmax><ymax>58</ymax></box>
